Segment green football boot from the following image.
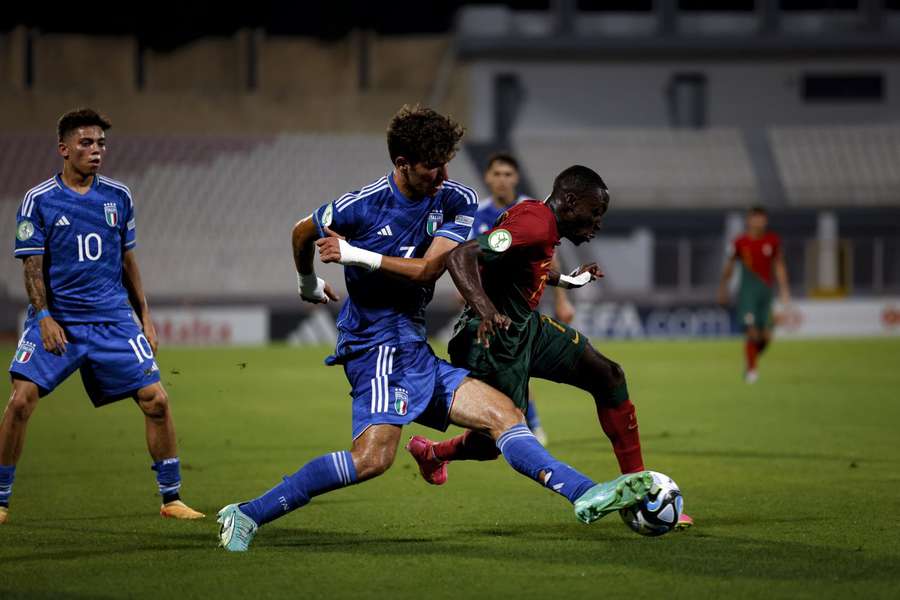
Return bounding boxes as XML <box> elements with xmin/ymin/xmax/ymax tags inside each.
<box><xmin>573</xmin><ymin>471</ymin><xmax>655</xmax><ymax>525</ymax></box>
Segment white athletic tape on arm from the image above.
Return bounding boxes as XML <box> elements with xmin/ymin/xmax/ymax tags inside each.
<box><xmin>557</xmin><ymin>271</ymin><xmax>593</xmax><ymax>289</ymax></box>
<box><xmin>337</xmin><ymin>239</ymin><xmax>382</xmax><ymax>271</ymax></box>
<box><xmin>298</xmin><ymin>271</ymin><xmax>327</xmax><ymax>301</ymax></box>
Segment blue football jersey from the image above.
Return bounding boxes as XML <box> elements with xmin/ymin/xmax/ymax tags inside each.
<box><xmin>13</xmin><ymin>174</ymin><xmax>137</xmax><ymax>323</ymax></box>
<box><xmin>312</xmin><ymin>172</ymin><xmax>477</xmax><ymax>362</ymax></box>
<box><xmin>469</xmin><ymin>194</ymin><xmax>529</xmax><ymax>239</ymax></box>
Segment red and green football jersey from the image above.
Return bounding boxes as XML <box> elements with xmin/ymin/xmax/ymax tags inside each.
<box><xmin>734</xmin><ymin>232</ymin><xmax>781</xmax><ymax>288</ymax></box>
<box><xmin>475</xmin><ymin>200</ymin><xmax>560</xmax><ymax>323</ymax></box>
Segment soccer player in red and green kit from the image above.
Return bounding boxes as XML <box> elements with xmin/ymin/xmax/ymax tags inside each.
<box><xmin>402</xmin><ymin>165</ymin><xmax>693</xmax><ymax>529</ymax></box>
<box><xmin>718</xmin><ymin>206</ymin><xmax>790</xmax><ymax>384</ymax></box>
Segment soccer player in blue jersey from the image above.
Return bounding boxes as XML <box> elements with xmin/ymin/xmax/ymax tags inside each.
<box><xmin>1</xmin><ymin>109</ymin><xmax>203</xmax><ymax>524</ymax></box>
<box><xmin>217</xmin><ymin>106</ymin><xmax>652</xmax><ymax>551</ymax></box>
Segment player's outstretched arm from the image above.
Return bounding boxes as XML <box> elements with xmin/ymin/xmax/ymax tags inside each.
<box><xmin>718</xmin><ymin>255</ymin><xmax>737</xmax><ymax>305</ymax></box>
<box><xmin>22</xmin><ymin>255</ymin><xmax>67</xmax><ymax>355</ymax></box>
<box><xmin>292</xmin><ymin>217</ymin><xmax>339</xmax><ymax>304</ymax></box>
<box><xmin>122</xmin><ymin>249</ymin><xmax>158</xmax><ymax>353</ymax></box>
<box><xmin>446</xmin><ymin>240</ymin><xmax>510</xmax><ymax>347</ymax></box>
<box><xmin>547</xmin><ymin>263</ymin><xmax>603</xmax><ymax>289</ymax></box>
<box><xmin>316</xmin><ymin>227</ymin><xmax>456</xmax><ymax>285</ymax></box>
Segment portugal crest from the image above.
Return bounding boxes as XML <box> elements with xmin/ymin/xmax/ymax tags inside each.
<box><xmin>104</xmin><ymin>202</ymin><xmax>118</xmax><ymax>227</ymax></box>
<box><xmin>426</xmin><ymin>210</ymin><xmax>443</xmax><ymax>236</ymax></box>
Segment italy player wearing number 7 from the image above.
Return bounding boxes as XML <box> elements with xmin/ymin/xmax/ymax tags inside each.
<box><xmin>217</xmin><ymin>105</ymin><xmax>654</xmax><ymax>551</ymax></box>
<box><xmin>1</xmin><ymin>108</ymin><xmax>204</xmax><ymax>524</ymax></box>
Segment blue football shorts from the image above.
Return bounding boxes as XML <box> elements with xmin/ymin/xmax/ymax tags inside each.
<box><xmin>342</xmin><ymin>341</ymin><xmax>469</xmax><ymax>440</ymax></box>
<box><xmin>9</xmin><ymin>317</ymin><xmax>161</xmax><ymax>407</ymax></box>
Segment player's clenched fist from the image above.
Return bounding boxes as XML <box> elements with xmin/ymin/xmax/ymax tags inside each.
<box><xmin>315</xmin><ymin>227</ymin><xmax>344</xmax><ymax>264</ymax></box>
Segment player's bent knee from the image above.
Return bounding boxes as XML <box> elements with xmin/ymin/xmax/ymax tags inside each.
<box><xmin>353</xmin><ymin>450</ymin><xmax>395</xmax><ymax>481</ymax></box>
<box><xmin>587</xmin><ymin>355</ymin><xmax>630</xmax><ymax>409</ymax></box>
<box><xmin>136</xmin><ymin>386</ymin><xmax>169</xmax><ymax>420</ymax></box>
<box><xmin>608</xmin><ymin>361</ymin><xmax>627</xmax><ymax>389</ymax></box>
<box><xmin>6</xmin><ymin>384</ymin><xmax>39</xmax><ymax>422</ymax></box>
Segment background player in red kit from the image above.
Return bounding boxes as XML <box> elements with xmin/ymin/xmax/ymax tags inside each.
<box><xmin>718</xmin><ymin>206</ymin><xmax>791</xmax><ymax>383</ymax></box>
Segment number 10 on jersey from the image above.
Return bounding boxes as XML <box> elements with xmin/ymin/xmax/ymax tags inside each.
<box><xmin>76</xmin><ymin>233</ymin><xmax>103</xmax><ymax>262</ymax></box>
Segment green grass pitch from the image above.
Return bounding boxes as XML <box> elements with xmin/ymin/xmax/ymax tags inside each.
<box><xmin>1</xmin><ymin>338</ymin><xmax>899</xmax><ymax>599</ymax></box>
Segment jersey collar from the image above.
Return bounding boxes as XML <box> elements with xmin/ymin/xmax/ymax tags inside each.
<box><xmin>55</xmin><ymin>173</ymin><xmax>99</xmax><ymax>198</ymax></box>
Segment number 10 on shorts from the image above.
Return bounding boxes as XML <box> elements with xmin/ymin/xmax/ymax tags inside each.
<box><xmin>128</xmin><ymin>333</ymin><xmax>154</xmax><ymax>364</ymax></box>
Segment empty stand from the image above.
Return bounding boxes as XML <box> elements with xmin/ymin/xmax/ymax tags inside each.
<box><xmin>513</xmin><ymin>128</ymin><xmax>759</xmax><ymax>207</ymax></box>
<box><xmin>769</xmin><ymin>125</ymin><xmax>900</xmax><ymax>207</ymax></box>
<box><xmin>0</xmin><ymin>134</ymin><xmax>481</xmax><ymax>300</ymax></box>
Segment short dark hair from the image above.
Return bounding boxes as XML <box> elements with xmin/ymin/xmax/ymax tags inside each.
<box><xmin>485</xmin><ymin>152</ymin><xmax>519</xmax><ymax>173</ymax></box>
<box><xmin>386</xmin><ymin>105</ymin><xmax>464</xmax><ymax>166</ymax></box>
<box><xmin>749</xmin><ymin>205</ymin><xmax>768</xmax><ymax>216</ymax></box>
<box><xmin>552</xmin><ymin>165</ymin><xmax>609</xmax><ymax>204</ymax></box>
<box><xmin>57</xmin><ymin>108</ymin><xmax>111</xmax><ymax>141</ymax></box>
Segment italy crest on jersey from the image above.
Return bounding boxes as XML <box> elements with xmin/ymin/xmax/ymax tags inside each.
<box><xmin>104</xmin><ymin>202</ymin><xmax>118</xmax><ymax>227</ymax></box>
<box><xmin>15</xmin><ymin>340</ymin><xmax>36</xmax><ymax>364</ymax></box>
<box><xmin>394</xmin><ymin>387</ymin><xmax>409</xmax><ymax>416</ymax></box>
<box><xmin>426</xmin><ymin>210</ymin><xmax>443</xmax><ymax>236</ymax></box>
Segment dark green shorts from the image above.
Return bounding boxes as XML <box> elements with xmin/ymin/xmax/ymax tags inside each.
<box><xmin>737</xmin><ymin>281</ymin><xmax>774</xmax><ymax>330</ymax></box>
<box><xmin>448</xmin><ymin>311</ymin><xmax>588</xmax><ymax>410</ymax></box>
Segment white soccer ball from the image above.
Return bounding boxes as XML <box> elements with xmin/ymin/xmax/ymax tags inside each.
<box><xmin>619</xmin><ymin>470</ymin><xmax>683</xmax><ymax>537</ymax></box>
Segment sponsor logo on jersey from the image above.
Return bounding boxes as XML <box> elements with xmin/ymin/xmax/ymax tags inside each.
<box><xmin>104</xmin><ymin>202</ymin><xmax>118</xmax><ymax>227</ymax></box>
<box><xmin>487</xmin><ymin>228</ymin><xmax>512</xmax><ymax>252</ymax></box>
<box><xmin>15</xmin><ymin>341</ymin><xmax>36</xmax><ymax>364</ymax></box>
<box><xmin>16</xmin><ymin>220</ymin><xmax>34</xmax><ymax>241</ymax></box>
<box><xmin>394</xmin><ymin>387</ymin><xmax>409</xmax><ymax>415</ymax></box>
<box><xmin>54</xmin><ymin>216</ymin><xmax>71</xmax><ymax>227</ymax></box>
<box><xmin>377</xmin><ymin>225</ymin><xmax>393</xmax><ymax>236</ymax></box>
<box><xmin>426</xmin><ymin>210</ymin><xmax>443</xmax><ymax>236</ymax></box>
<box><xmin>321</xmin><ymin>203</ymin><xmax>334</xmax><ymax>227</ymax></box>
<box><xmin>455</xmin><ymin>215</ymin><xmax>474</xmax><ymax>227</ymax></box>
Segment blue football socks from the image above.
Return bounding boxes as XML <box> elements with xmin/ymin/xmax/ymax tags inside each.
<box><xmin>152</xmin><ymin>457</ymin><xmax>182</xmax><ymax>504</ymax></box>
<box><xmin>240</xmin><ymin>451</ymin><xmax>358</xmax><ymax>526</ymax></box>
<box><xmin>496</xmin><ymin>424</ymin><xmax>595</xmax><ymax>503</ymax></box>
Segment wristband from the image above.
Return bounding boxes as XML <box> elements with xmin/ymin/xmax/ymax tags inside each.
<box><xmin>338</xmin><ymin>239</ymin><xmax>383</xmax><ymax>271</ymax></box>
<box><xmin>298</xmin><ymin>271</ymin><xmax>327</xmax><ymax>301</ymax></box>
<box><xmin>35</xmin><ymin>309</ymin><xmax>51</xmax><ymax>321</ymax></box>
<box><xmin>557</xmin><ymin>271</ymin><xmax>594</xmax><ymax>290</ymax></box>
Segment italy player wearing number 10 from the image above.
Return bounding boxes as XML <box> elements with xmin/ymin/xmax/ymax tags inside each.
<box><xmin>1</xmin><ymin>108</ymin><xmax>203</xmax><ymax>524</ymax></box>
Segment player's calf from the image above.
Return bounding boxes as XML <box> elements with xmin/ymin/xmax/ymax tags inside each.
<box><xmin>0</xmin><ymin>381</ymin><xmax>41</xmax><ymax>518</ymax></box>
<box><xmin>571</xmin><ymin>347</ymin><xmax>645</xmax><ymax>474</ymax></box>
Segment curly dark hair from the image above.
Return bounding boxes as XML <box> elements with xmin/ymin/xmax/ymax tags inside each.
<box><xmin>386</xmin><ymin>105</ymin><xmax>465</xmax><ymax>166</ymax></box>
<box><xmin>57</xmin><ymin>108</ymin><xmax>111</xmax><ymax>141</ymax></box>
